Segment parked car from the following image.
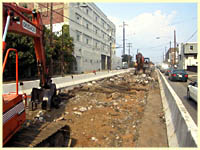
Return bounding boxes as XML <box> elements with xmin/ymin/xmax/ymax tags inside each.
<box><xmin>116</xmin><ymin>66</ymin><xmax>121</xmax><ymax>70</ymax></box>
<box><xmin>122</xmin><ymin>62</ymin><xmax>128</xmax><ymax>69</ymax></box>
<box><xmin>187</xmin><ymin>81</ymin><xmax>198</xmax><ymax>102</ymax></box>
<box><xmin>168</xmin><ymin>69</ymin><xmax>188</xmax><ymax>82</ymax></box>
<box><xmin>165</xmin><ymin>68</ymin><xmax>173</xmax><ymax>76</ymax></box>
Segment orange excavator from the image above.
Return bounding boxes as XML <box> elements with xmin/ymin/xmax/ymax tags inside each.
<box><xmin>3</xmin><ymin>3</ymin><xmax>70</xmax><ymax>147</ymax></box>
<box><xmin>135</xmin><ymin>52</ymin><xmax>144</xmax><ymax>74</ymax></box>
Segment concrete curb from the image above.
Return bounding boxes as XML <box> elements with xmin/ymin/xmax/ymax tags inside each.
<box><xmin>3</xmin><ymin>69</ymin><xmax>132</xmax><ymax>95</ymax></box>
<box><xmin>157</xmin><ymin>69</ymin><xmax>197</xmax><ymax>147</ymax></box>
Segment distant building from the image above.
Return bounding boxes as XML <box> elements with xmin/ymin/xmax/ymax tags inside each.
<box><xmin>20</xmin><ymin>2</ymin><xmax>118</xmax><ymax>73</ymax></box>
<box><xmin>177</xmin><ymin>42</ymin><xmax>198</xmax><ymax>72</ymax></box>
<box><xmin>165</xmin><ymin>47</ymin><xmax>178</xmax><ymax>66</ymax></box>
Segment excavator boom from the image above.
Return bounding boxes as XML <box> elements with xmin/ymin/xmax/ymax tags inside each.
<box><xmin>2</xmin><ymin>3</ymin><xmax>69</xmax><ymax>146</ymax></box>
<box><xmin>3</xmin><ymin>3</ymin><xmax>48</xmax><ymax>87</ymax></box>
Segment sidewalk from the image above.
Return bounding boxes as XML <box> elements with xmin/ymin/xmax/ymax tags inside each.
<box><xmin>3</xmin><ymin>69</ymin><xmax>133</xmax><ymax>95</ymax></box>
<box><xmin>186</xmin><ymin>71</ymin><xmax>197</xmax><ymax>76</ymax></box>
<box><xmin>187</xmin><ymin>71</ymin><xmax>197</xmax><ymax>82</ymax></box>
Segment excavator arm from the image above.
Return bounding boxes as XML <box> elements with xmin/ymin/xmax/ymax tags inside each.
<box><xmin>3</xmin><ymin>3</ymin><xmax>57</xmax><ymax>110</ymax></box>
<box><xmin>2</xmin><ymin>3</ymin><xmax>69</xmax><ymax>146</ymax></box>
<box><xmin>3</xmin><ymin>3</ymin><xmax>49</xmax><ymax>88</ymax></box>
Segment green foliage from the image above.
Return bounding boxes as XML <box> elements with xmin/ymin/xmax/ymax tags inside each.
<box><xmin>57</xmin><ymin>24</ymin><xmax>75</xmax><ymax>73</ymax></box>
<box><xmin>3</xmin><ymin>24</ymin><xmax>75</xmax><ymax>81</ymax></box>
<box><xmin>122</xmin><ymin>54</ymin><xmax>132</xmax><ymax>62</ymax></box>
<box><xmin>3</xmin><ymin>33</ymin><xmax>36</xmax><ymax>80</ymax></box>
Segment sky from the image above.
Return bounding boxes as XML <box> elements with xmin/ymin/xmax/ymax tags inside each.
<box><xmin>95</xmin><ymin>3</ymin><xmax>197</xmax><ymax>64</ymax></box>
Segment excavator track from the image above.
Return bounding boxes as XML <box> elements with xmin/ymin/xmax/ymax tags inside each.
<box><xmin>5</xmin><ymin>120</ymin><xmax>71</xmax><ymax>147</ymax></box>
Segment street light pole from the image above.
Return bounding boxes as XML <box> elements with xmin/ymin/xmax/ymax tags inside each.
<box><xmin>119</xmin><ymin>22</ymin><xmax>128</xmax><ymax>56</ymax></box>
<box><xmin>127</xmin><ymin>43</ymin><xmax>132</xmax><ymax>67</ymax></box>
<box><xmin>174</xmin><ymin>30</ymin><xmax>176</xmax><ymax>66</ymax></box>
<box><xmin>108</xmin><ymin>28</ymin><xmax>113</xmax><ymax>70</ymax></box>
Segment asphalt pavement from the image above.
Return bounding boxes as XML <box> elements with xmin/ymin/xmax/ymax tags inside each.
<box><xmin>163</xmin><ymin>74</ymin><xmax>197</xmax><ymax>125</ymax></box>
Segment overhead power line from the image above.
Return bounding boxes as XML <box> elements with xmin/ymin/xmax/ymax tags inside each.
<box><xmin>140</xmin><ymin>42</ymin><xmax>169</xmax><ymax>50</ymax></box>
<box><xmin>38</xmin><ymin>3</ymin><xmax>78</xmax><ymax>25</ymax></box>
<box><xmin>184</xmin><ymin>29</ymin><xmax>197</xmax><ymax>43</ymax></box>
<box><xmin>170</xmin><ymin>17</ymin><xmax>197</xmax><ymax>25</ymax></box>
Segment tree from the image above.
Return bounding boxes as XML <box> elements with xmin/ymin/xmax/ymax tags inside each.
<box><xmin>122</xmin><ymin>54</ymin><xmax>132</xmax><ymax>62</ymax></box>
<box><xmin>3</xmin><ymin>33</ymin><xmax>37</xmax><ymax>80</ymax></box>
<box><xmin>3</xmin><ymin>24</ymin><xmax>75</xmax><ymax>81</ymax></box>
<box><xmin>58</xmin><ymin>24</ymin><xmax>75</xmax><ymax>74</ymax></box>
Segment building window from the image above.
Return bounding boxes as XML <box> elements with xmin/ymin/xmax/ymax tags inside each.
<box><xmin>194</xmin><ymin>55</ymin><xmax>197</xmax><ymax>59</ymax></box>
<box><xmin>76</xmin><ymin>31</ymin><xmax>81</xmax><ymax>41</ymax></box>
<box><xmin>86</xmin><ymin>9</ymin><xmax>88</xmax><ymax>14</ymax></box>
<box><xmin>86</xmin><ymin>38</ymin><xmax>89</xmax><ymax>44</ymax></box>
<box><xmin>95</xmin><ymin>42</ymin><xmax>98</xmax><ymax>48</ymax></box>
<box><xmin>96</xmin><ymin>16</ymin><xmax>97</xmax><ymax>21</ymax></box>
<box><xmin>77</xmin><ymin>34</ymin><xmax>80</xmax><ymax>41</ymax></box>
<box><xmin>90</xmin><ymin>59</ymin><xmax>92</xmax><ymax>63</ymax></box>
<box><xmin>86</xmin><ymin>24</ymin><xmax>89</xmax><ymax>29</ymax></box>
<box><xmin>74</xmin><ymin>61</ymin><xmax>77</xmax><ymax>71</ymax></box>
<box><xmin>190</xmin><ymin>46</ymin><xmax>193</xmax><ymax>50</ymax></box>
<box><xmin>76</xmin><ymin>13</ymin><xmax>81</xmax><ymax>24</ymax></box>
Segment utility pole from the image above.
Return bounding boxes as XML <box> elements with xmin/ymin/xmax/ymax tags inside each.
<box><xmin>163</xmin><ymin>50</ymin><xmax>165</xmax><ymax>62</ymax></box>
<box><xmin>127</xmin><ymin>43</ymin><xmax>132</xmax><ymax>67</ymax></box>
<box><xmin>61</xmin><ymin>25</ymin><xmax>64</xmax><ymax>76</ymax></box>
<box><xmin>170</xmin><ymin>41</ymin><xmax>171</xmax><ymax>66</ymax></box>
<box><xmin>50</xmin><ymin>3</ymin><xmax>53</xmax><ymax>47</ymax></box>
<box><xmin>120</xmin><ymin>22</ymin><xmax>128</xmax><ymax>56</ymax></box>
<box><xmin>50</xmin><ymin>3</ymin><xmax>53</xmax><ymax>76</ymax></box>
<box><xmin>174</xmin><ymin>30</ymin><xmax>176</xmax><ymax>66</ymax></box>
<box><xmin>164</xmin><ymin>46</ymin><xmax>166</xmax><ymax>62</ymax></box>
<box><xmin>110</xmin><ymin>40</ymin><xmax>112</xmax><ymax>70</ymax></box>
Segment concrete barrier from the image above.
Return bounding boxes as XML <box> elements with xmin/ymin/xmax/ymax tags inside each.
<box><xmin>157</xmin><ymin>70</ymin><xmax>197</xmax><ymax>147</ymax></box>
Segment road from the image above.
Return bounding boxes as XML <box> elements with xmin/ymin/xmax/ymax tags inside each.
<box><xmin>163</xmin><ymin>74</ymin><xmax>197</xmax><ymax>125</ymax></box>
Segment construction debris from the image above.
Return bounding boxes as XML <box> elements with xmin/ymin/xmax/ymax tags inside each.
<box><xmin>8</xmin><ymin>70</ymin><xmax>167</xmax><ymax>147</ymax></box>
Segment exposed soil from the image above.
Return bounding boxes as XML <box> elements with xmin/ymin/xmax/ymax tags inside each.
<box><xmin>7</xmin><ymin>70</ymin><xmax>168</xmax><ymax>147</ymax></box>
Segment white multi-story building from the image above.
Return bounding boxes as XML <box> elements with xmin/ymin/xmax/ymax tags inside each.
<box><xmin>24</xmin><ymin>2</ymin><xmax>118</xmax><ymax>73</ymax></box>
<box><xmin>178</xmin><ymin>42</ymin><xmax>198</xmax><ymax>72</ymax></box>
<box><xmin>69</xmin><ymin>3</ymin><xmax>116</xmax><ymax>73</ymax></box>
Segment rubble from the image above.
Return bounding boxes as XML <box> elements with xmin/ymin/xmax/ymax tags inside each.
<box><xmin>73</xmin><ymin>111</ymin><xmax>82</xmax><ymax>116</ymax></box>
<box><xmin>91</xmin><ymin>137</ymin><xmax>98</xmax><ymax>142</ymax></box>
<box><xmin>110</xmin><ymin>78</ymin><xmax>115</xmax><ymax>82</ymax></box>
<box><xmin>87</xmin><ymin>83</ymin><xmax>93</xmax><ymax>86</ymax></box>
<box><xmin>24</xmin><ymin>70</ymin><xmax>167</xmax><ymax>147</ymax></box>
<box><xmin>79</xmin><ymin>107</ymin><xmax>87</xmax><ymax>112</ymax></box>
